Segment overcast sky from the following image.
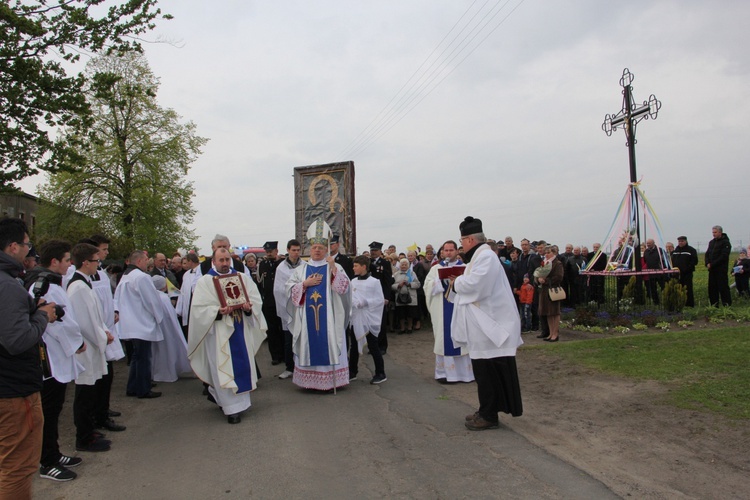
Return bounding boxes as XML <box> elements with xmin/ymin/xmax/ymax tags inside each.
<box><xmin>22</xmin><ymin>0</ymin><xmax>750</xmax><ymax>254</ymax></box>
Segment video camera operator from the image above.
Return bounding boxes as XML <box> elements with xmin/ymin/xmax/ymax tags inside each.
<box><xmin>0</xmin><ymin>217</ymin><xmax>57</xmax><ymax>498</ymax></box>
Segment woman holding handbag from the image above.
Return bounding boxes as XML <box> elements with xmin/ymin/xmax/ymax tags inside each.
<box><xmin>535</xmin><ymin>245</ymin><xmax>565</xmax><ymax>342</ymax></box>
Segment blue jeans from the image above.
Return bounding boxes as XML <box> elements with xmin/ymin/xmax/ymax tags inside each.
<box><xmin>521</xmin><ymin>304</ymin><xmax>532</xmax><ymax>332</ymax></box>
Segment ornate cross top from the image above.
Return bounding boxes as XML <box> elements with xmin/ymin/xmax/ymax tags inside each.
<box><xmin>602</xmin><ymin>68</ymin><xmax>662</xmax><ymax>183</ymax></box>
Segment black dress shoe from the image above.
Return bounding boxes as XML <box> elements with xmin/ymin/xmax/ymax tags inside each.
<box><xmin>536</xmin><ymin>334</ymin><xmax>549</xmax><ymax>339</ymax></box>
<box><xmin>271</xmin><ymin>359</ymin><xmax>282</xmax><ymax>366</ymax></box>
<box><xmin>137</xmin><ymin>391</ymin><xmax>162</xmax><ymax>399</ymax></box>
<box><xmin>545</xmin><ymin>337</ymin><xmax>559</xmax><ymax>342</ymax></box>
<box><xmin>97</xmin><ymin>419</ymin><xmax>126</xmax><ymax>432</ymax></box>
<box><xmin>108</xmin><ymin>409</ymin><xmax>122</xmax><ymax>417</ymax></box>
<box><xmin>227</xmin><ymin>414</ymin><xmax>241</xmax><ymax>424</ymax></box>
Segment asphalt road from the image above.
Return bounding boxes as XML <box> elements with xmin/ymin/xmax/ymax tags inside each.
<box><xmin>34</xmin><ymin>339</ymin><xmax>618</xmax><ymax>499</ymax></box>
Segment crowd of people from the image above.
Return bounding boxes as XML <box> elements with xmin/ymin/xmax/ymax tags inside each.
<box><xmin>0</xmin><ymin>214</ymin><xmax>738</xmax><ymax>497</ymax></box>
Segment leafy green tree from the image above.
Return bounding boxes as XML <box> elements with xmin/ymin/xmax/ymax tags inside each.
<box><xmin>38</xmin><ymin>51</ymin><xmax>207</xmax><ymax>255</ymax></box>
<box><xmin>0</xmin><ymin>0</ymin><xmax>170</xmax><ymax>189</ymax></box>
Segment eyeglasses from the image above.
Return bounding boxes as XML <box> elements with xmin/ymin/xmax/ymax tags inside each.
<box><xmin>18</xmin><ymin>241</ymin><xmax>33</xmax><ymax>248</ymax></box>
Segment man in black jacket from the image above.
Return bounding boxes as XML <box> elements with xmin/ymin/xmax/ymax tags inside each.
<box><xmin>0</xmin><ymin>218</ymin><xmax>57</xmax><ymax>497</ymax></box>
<box><xmin>705</xmin><ymin>225</ymin><xmax>732</xmax><ymax>306</ymax></box>
<box><xmin>672</xmin><ymin>236</ymin><xmax>698</xmax><ymax>307</ymax></box>
<box><xmin>369</xmin><ymin>242</ymin><xmax>393</xmax><ymax>354</ymax></box>
<box><xmin>258</xmin><ymin>241</ymin><xmax>284</xmax><ymax>364</ymax></box>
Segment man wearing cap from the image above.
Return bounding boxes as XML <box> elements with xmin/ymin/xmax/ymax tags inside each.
<box><xmin>448</xmin><ymin>216</ymin><xmax>523</xmax><ymax>430</ymax></box>
<box><xmin>671</xmin><ymin>236</ymin><xmax>698</xmax><ymax>307</ymax></box>
<box><xmin>368</xmin><ymin>242</ymin><xmax>393</xmax><ymax>354</ymax></box>
<box><xmin>258</xmin><ymin>241</ymin><xmax>285</xmax><ymax>365</ymax></box>
<box><xmin>330</xmin><ymin>235</ymin><xmax>354</xmax><ymax>280</ymax></box>
<box><xmin>286</xmin><ymin>219</ymin><xmax>351</xmax><ymax>391</ymax></box>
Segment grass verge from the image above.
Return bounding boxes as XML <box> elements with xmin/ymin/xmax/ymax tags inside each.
<box><xmin>531</xmin><ymin>327</ymin><xmax>749</xmax><ymax>419</ymax></box>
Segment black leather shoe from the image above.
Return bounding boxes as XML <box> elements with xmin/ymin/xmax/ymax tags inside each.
<box><xmin>227</xmin><ymin>413</ymin><xmax>241</xmax><ymax>424</ymax></box>
<box><xmin>75</xmin><ymin>437</ymin><xmax>111</xmax><ymax>452</ymax></box>
<box><xmin>97</xmin><ymin>419</ymin><xmax>126</xmax><ymax>432</ymax></box>
<box><xmin>108</xmin><ymin>409</ymin><xmax>122</xmax><ymax>417</ymax></box>
<box><xmin>544</xmin><ymin>337</ymin><xmax>559</xmax><ymax>342</ymax></box>
<box><xmin>536</xmin><ymin>334</ymin><xmax>549</xmax><ymax>339</ymax></box>
<box><xmin>137</xmin><ymin>391</ymin><xmax>162</xmax><ymax>399</ymax></box>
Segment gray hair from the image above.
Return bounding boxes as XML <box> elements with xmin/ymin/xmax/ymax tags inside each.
<box><xmin>212</xmin><ymin>234</ymin><xmax>230</xmax><ymax>246</ymax></box>
<box><xmin>471</xmin><ymin>232</ymin><xmax>487</xmax><ymax>243</ymax></box>
<box><xmin>712</xmin><ymin>225</ymin><xmax>723</xmax><ymax>233</ymax></box>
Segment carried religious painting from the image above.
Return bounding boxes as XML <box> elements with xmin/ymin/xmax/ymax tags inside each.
<box><xmin>212</xmin><ymin>274</ymin><xmax>251</xmax><ymax>312</ymax></box>
<box><xmin>294</xmin><ymin>161</ymin><xmax>356</xmax><ymax>256</ymax></box>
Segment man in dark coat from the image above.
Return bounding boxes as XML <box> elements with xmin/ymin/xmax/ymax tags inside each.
<box><xmin>705</xmin><ymin>226</ymin><xmax>732</xmax><ymax>306</ymax></box>
<box><xmin>258</xmin><ymin>241</ymin><xmax>284</xmax><ymax>364</ymax></box>
<box><xmin>515</xmin><ymin>239</ymin><xmax>542</xmax><ymax>332</ymax></box>
<box><xmin>368</xmin><ymin>242</ymin><xmax>393</xmax><ymax>354</ymax></box>
<box><xmin>671</xmin><ymin>236</ymin><xmax>698</xmax><ymax>307</ymax></box>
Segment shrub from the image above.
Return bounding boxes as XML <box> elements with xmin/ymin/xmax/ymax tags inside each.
<box><xmin>661</xmin><ymin>278</ymin><xmax>687</xmax><ymax>313</ymax></box>
<box><xmin>632</xmin><ymin>323</ymin><xmax>648</xmax><ymax>330</ymax></box>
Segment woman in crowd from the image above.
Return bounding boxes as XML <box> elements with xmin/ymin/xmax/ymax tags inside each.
<box><xmin>392</xmin><ymin>258</ymin><xmax>421</xmax><ymax>334</ymax></box>
<box><xmin>535</xmin><ymin>245</ymin><xmax>564</xmax><ymax>342</ymax></box>
<box><xmin>732</xmin><ymin>250</ymin><xmax>750</xmax><ymax>297</ymax></box>
<box><xmin>244</xmin><ymin>253</ymin><xmax>259</xmax><ymax>284</ymax></box>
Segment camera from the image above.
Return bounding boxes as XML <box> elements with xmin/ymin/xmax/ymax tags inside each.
<box><xmin>32</xmin><ymin>275</ymin><xmax>65</xmax><ymax>321</ymax></box>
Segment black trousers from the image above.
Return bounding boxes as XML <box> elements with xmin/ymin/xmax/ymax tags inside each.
<box><xmin>679</xmin><ymin>272</ymin><xmax>695</xmax><ymax>307</ymax></box>
<box><xmin>708</xmin><ymin>270</ymin><xmax>732</xmax><ymax>306</ymax></box>
<box><xmin>41</xmin><ymin>378</ymin><xmax>67</xmax><ymax>466</ymax></box>
<box><xmin>74</xmin><ymin>383</ymin><xmax>98</xmax><ymax>443</ymax></box>
<box><xmin>378</xmin><ymin>306</ymin><xmax>388</xmax><ymax>352</ymax></box>
<box><xmin>94</xmin><ymin>361</ymin><xmax>113</xmax><ymax>424</ymax></box>
<box><xmin>283</xmin><ymin>329</ymin><xmax>294</xmax><ymax>372</ymax></box>
<box><xmin>471</xmin><ymin>357</ymin><xmax>523</xmax><ymax>422</ymax></box>
<box><xmin>347</xmin><ymin>328</ymin><xmax>385</xmax><ymax>377</ymax></box>
<box><xmin>263</xmin><ymin>308</ymin><xmax>284</xmax><ymax>363</ymax></box>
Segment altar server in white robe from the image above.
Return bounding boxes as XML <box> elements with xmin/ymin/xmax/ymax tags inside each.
<box><xmin>86</xmin><ymin>235</ymin><xmax>125</xmax><ymax>432</ymax></box>
<box><xmin>188</xmin><ymin>248</ymin><xmax>266</xmax><ymax>424</ymax></box>
<box><xmin>285</xmin><ymin>218</ymin><xmax>351</xmax><ymax>391</ymax></box>
<box><xmin>273</xmin><ymin>239</ymin><xmax>303</xmax><ymax>379</ymax></box>
<box><xmin>25</xmin><ymin>240</ymin><xmax>86</xmax><ymax>477</ymax></box>
<box><xmin>424</xmin><ymin>240</ymin><xmax>474</xmax><ymax>383</ymax></box>
<box><xmin>68</xmin><ymin>243</ymin><xmax>112</xmax><ymax>451</ymax></box>
<box><xmin>114</xmin><ymin>250</ymin><xmax>164</xmax><ymax>399</ymax></box>
<box><xmin>150</xmin><ymin>276</ymin><xmax>192</xmax><ymax>382</ymax></box>
<box><xmin>349</xmin><ymin>255</ymin><xmax>387</xmax><ymax>384</ymax></box>
<box><xmin>175</xmin><ymin>253</ymin><xmax>200</xmax><ymax>339</ymax></box>
<box><xmin>449</xmin><ymin>217</ymin><xmax>523</xmax><ymax>431</ymax></box>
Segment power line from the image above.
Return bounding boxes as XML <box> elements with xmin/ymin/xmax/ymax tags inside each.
<box><xmin>334</xmin><ymin>0</ymin><xmax>526</xmax><ymax>162</ymax></box>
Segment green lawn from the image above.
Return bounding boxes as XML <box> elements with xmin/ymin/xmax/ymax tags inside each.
<box><xmin>532</xmin><ymin>327</ymin><xmax>750</xmax><ymax>419</ymax></box>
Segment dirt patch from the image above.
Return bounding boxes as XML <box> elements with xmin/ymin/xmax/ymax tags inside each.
<box><xmin>387</xmin><ymin>327</ymin><xmax>750</xmax><ymax>499</ymax></box>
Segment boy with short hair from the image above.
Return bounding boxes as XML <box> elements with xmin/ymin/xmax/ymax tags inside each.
<box><xmin>349</xmin><ymin>255</ymin><xmax>387</xmax><ymax>384</ymax></box>
<box><xmin>517</xmin><ymin>274</ymin><xmax>534</xmax><ymax>333</ymax></box>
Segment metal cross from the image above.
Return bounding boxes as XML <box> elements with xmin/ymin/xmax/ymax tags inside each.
<box><xmin>602</xmin><ymin>68</ymin><xmax>662</xmax><ymax>183</ymax></box>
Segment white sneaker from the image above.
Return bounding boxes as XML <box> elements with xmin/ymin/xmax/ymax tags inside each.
<box><xmin>278</xmin><ymin>370</ymin><xmax>293</xmax><ymax>379</ymax></box>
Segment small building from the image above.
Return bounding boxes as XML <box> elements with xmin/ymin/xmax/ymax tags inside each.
<box><xmin>0</xmin><ymin>191</ymin><xmax>38</xmax><ymax>234</ymax></box>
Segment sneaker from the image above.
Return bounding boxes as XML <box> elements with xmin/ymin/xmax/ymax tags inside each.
<box><xmin>465</xmin><ymin>415</ymin><xmax>499</xmax><ymax>431</ymax></box>
<box><xmin>40</xmin><ymin>465</ymin><xmax>77</xmax><ymax>482</ymax></box>
<box><xmin>370</xmin><ymin>374</ymin><xmax>387</xmax><ymax>385</ymax></box>
<box><xmin>349</xmin><ymin>375</ymin><xmax>358</xmax><ymax>381</ymax></box>
<box><xmin>278</xmin><ymin>370</ymin><xmax>293</xmax><ymax>379</ymax></box>
<box><xmin>58</xmin><ymin>455</ymin><xmax>83</xmax><ymax>468</ymax></box>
